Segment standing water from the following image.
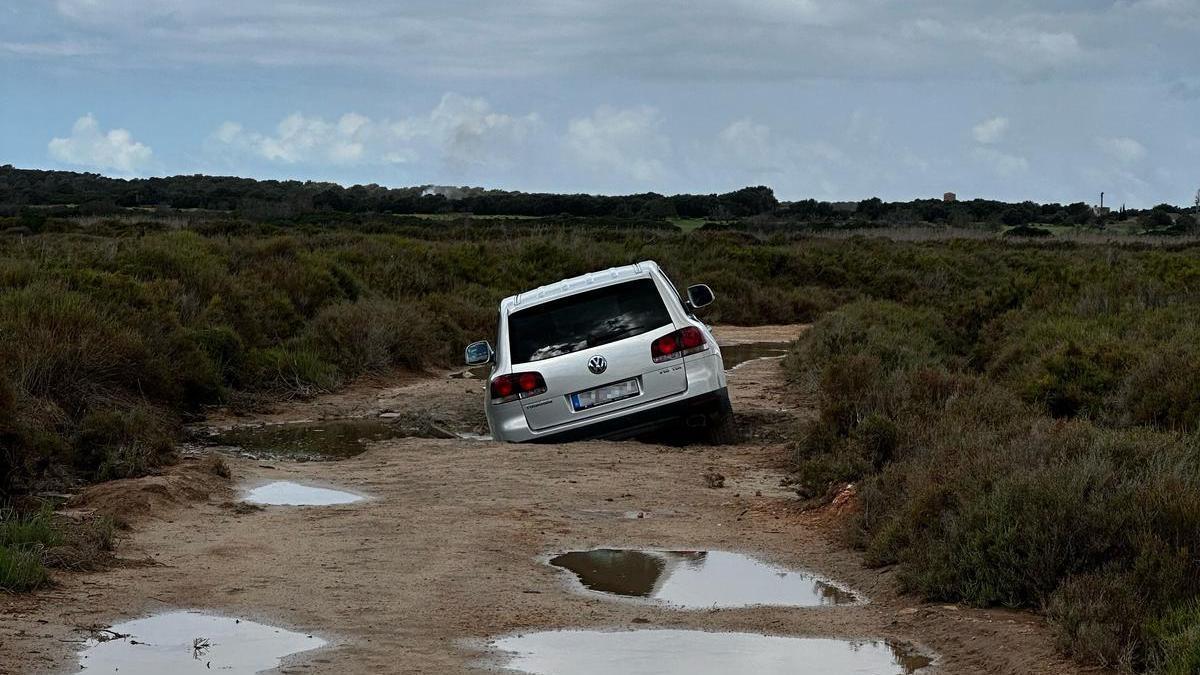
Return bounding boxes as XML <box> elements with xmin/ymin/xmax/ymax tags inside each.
<box><xmin>209</xmin><ymin>419</ymin><xmax>407</xmax><ymax>460</ymax></box>
<box><xmin>242</xmin><ymin>481</ymin><xmax>365</xmax><ymax>506</ymax></box>
<box><xmin>549</xmin><ymin>549</ymin><xmax>860</xmax><ymax>608</ymax></box>
<box><xmin>720</xmin><ymin>342</ymin><xmax>790</xmax><ymax>370</ymax></box>
<box><xmin>77</xmin><ymin>611</ymin><xmax>325</xmax><ymax>674</ymax></box>
<box><xmin>491</xmin><ymin>630</ymin><xmax>932</xmax><ymax>675</ymax></box>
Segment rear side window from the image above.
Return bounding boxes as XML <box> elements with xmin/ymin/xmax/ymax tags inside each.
<box><xmin>508</xmin><ymin>279</ymin><xmax>672</xmax><ymax>363</ymax></box>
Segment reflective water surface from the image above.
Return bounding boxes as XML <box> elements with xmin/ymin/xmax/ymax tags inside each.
<box><xmin>242</xmin><ymin>481</ymin><xmax>365</xmax><ymax>506</ymax></box>
<box><xmin>549</xmin><ymin>549</ymin><xmax>859</xmax><ymax>608</ymax></box>
<box><xmin>77</xmin><ymin>611</ymin><xmax>325</xmax><ymax>674</ymax></box>
<box><xmin>721</xmin><ymin>342</ymin><xmax>790</xmax><ymax>370</ymax></box>
<box><xmin>209</xmin><ymin>419</ymin><xmax>406</xmax><ymax>460</ymax></box>
<box><xmin>492</xmin><ymin>630</ymin><xmax>932</xmax><ymax>675</ymax></box>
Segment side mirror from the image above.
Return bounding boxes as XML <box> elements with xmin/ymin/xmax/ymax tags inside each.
<box><xmin>686</xmin><ymin>284</ymin><xmax>715</xmax><ymax>309</ymax></box>
<box><xmin>465</xmin><ymin>340</ymin><xmax>494</xmax><ymax>366</ymax></box>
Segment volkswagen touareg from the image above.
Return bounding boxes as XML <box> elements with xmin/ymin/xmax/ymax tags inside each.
<box><xmin>464</xmin><ymin>261</ymin><xmax>733</xmax><ymax>443</ymax></box>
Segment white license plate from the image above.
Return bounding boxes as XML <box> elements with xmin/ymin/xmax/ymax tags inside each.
<box><xmin>570</xmin><ymin>379</ymin><xmax>640</xmax><ymax>411</ymax></box>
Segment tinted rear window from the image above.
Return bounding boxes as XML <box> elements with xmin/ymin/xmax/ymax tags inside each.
<box><xmin>508</xmin><ymin>278</ymin><xmax>672</xmax><ymax>363</ymax></box>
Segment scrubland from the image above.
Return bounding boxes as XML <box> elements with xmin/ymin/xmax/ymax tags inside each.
<box><xmin>2</xmin><ymin>216</ymin><xmax>1198</xmax><ymax>671</ymax></box>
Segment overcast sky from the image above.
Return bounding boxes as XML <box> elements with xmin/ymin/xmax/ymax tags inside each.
<box><xmin>2</xmin><ymin>1</ymin><xmax>1198</xmax><ymax>206</ymax></box>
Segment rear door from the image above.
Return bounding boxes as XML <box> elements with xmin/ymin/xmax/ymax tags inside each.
<box><xmin>507</xmin><ymin>278</ymin><xmax>687</xmax><ymax>431</ymax></box>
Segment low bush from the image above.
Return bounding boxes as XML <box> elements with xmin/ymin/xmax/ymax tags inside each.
<box><xmin>785</xmin><ymin>277</ymin><xmax>1200</xmax><ymax>671</ymax></box>
<box><xmin>0</xmin><ymin>507</ymin><xmax>117</xmax><ymax>590</ymax></box>
<box><xmin>0</xmin><ymin>545</ymin><xmax>47</xmax><ymax>591</ymax></box>
<box><xmin>1146</xmin><ymin>601</ymin><xmax>1200</xmax><ymax>675</ymax></box>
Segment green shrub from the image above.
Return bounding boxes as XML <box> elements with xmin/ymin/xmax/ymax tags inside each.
<box><xmin>1022</xmin><ymin>341</ymin><xmax>1129</xmax><ymax>418</ymax></box>
<box><xmin>73</xmin><ymin>406</ymin><xmax>175</xmax><ymax>481</ymax></box>
<box><xmin>301</xmin><ymin>298</ymin><xmax>439</xmax><ymax>375</ymax></box>
<box><xmin>0</xmin><ymin>507</ymin><xmax>118</xmax><ymax>589</ymax></box>
<box><xmin>1147</xmin><ymin>601</ymin><xmax>1200</xmax><ymax>675</ymax></box>
<box><xmin>245</xmin><ymin>346</ymin><xmax>340</xmax><ymax>394</ymax></box>
<box><xmin>1048</xmin><ymin>570</ymin><xmax>1142</xmax><ymax>670</ymax></box>
<box><xmin>1119</xmin><ymin>347</ymin><xmax>1200</xmax><ymax>430</ymax></box>
<box><xmin>0</xmin><ymin>507</ymin><xmax>63</xmax><ymax>548</ymax></box>
<box><xmin>784</xmin><ymin>300</ymin><xmax>951</xmax><ymax>390</ymax></box>
<box><xmin>0</xmin><ymin>545</ymin><xmax>48</xmax><ymax>591</ymax></box>
<box><xmin>787</xmin><ymin>287</ymin><xmax>1200</xmax><ymax>670</ymax></box>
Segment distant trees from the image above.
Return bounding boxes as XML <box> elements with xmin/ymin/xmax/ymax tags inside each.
<box><xmin>2</xmin><ymin>165</ymin><xmax>1197</xmax><ymax>232</ymax></box>
<box><xmin>1141</xmin><ymin>210</ymin><xmax>1174</xmax><ymax>230</ymax></box>
<box><xmin>1176</xmin><ymin>213</ymin><xmax>1198</xmax><ymax>233</ymax></box>
<box><xmin>0</xmin><ymin>166</ymin><xmax>779</xmax><ymax>220</ymax></box>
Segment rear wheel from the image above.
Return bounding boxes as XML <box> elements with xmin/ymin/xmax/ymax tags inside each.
<box><xmin>705</xmin><ymin>406</ymin><xmax>739</xmax><ymax>445</ymax></box>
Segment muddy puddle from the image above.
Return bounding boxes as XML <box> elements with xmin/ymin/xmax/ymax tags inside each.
<box><xmin>491</xmin><ymin>630</ymin><xmax>932</xmax><ymax>674</ymax></box>
<box><xmin>207</xmin><ymin>419</ymin><xmax>408</xmax><ymax>460</ymax></box>
<box><xmin>549</xmin><ymin>549</ymin><xmax>858</xmax><ymax>608</ymax></box>
<box><xmin>456</xmin><ymin>431</ymin><xmax>493</xmax><ymax>441</ymax></box>
<box><xmin>77</xmin><ymin>610</ymin><xmax>325</xmax><ymax>674</ymax></box>
<box><xmin>243</xmin><ymin>481</ymin><xmax>365</xmax><ymax>506</ymax></box>
<box><xmin>721</xmin><ymin>342</ymin><xmax>790</xmax><ymax>370</ymax></box>
<box><xmin>451</xmin><ymin>365</ymin><xmax>491</xmax><ymax>380</ymax></box>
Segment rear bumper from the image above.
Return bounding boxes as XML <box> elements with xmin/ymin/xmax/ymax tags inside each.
<box><xmin>525</xmin><ymin>387</ymin><xmax>730</xmax><ymax>443</ymax></box>
<box><xmin>486</xmin><ymin>350</ymin><xmax>727</xmax><ymax>443</ymax></box>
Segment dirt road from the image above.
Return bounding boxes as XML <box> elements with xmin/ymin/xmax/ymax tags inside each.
<box><xmin>0</xmin><ymin>325</ymin><xmax>1083</xmax><ymax>674</ymax></box>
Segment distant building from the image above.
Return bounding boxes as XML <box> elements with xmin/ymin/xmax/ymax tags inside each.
<box><xmin>943</xmin><ymin>192</ymin><xmax>957</xmax><ymax>203</ymax></box>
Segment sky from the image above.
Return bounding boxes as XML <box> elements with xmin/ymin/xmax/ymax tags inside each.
<box><xmin>2</xmin><ymin>1</ymin><xmax>1198</xmax><ymax>207</ymax></box>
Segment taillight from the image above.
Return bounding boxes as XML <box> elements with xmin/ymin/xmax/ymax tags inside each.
<box><xmin>651</xmin><ymin>326</ymin><xmax>709</xmax><ymax>363</ymax></box>
<box><xmin>491</xmin><ymin>371</ymin><xmax>547</xmax><ymax>404</ymax></box>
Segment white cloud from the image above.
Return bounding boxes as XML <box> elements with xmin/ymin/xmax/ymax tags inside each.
<box><xmin>211</xmin><ymin>94</ymin><xmax>539</xmax><ymax>170</ymax></box>
<box><xmin>703</xmin><ymin>117</ymin><xmax>845</xmax><ymax>198</ymax></box>
<box><xmin>48</xmin><ymin>114</ymin><xmax>152</xmax><ymax>173</ymax></box>
<box><xmin>424</xmin><ymin>94</ymin><xmax>540</xmax><ymax>168</ymax></box>
<box><xmin>972</xmin><ymin>116</ymin><xmax>1010</xmax><ymax>145</ymax></box>
<box><xmin>565</xmin><ymin>105</ymin><xmax>669</xmax><ymax>184</ymax></box>
<box><xmin>38</xmin><ymin>1</ymin><xmax>1134</xmax><ymax>81</ymax></box>
<box><xmin>905</xmin><ymin>19</ymin><xmax>1085</xmax><ymax>80</ymax></box>
<box><xmin>974</xmin><ymin>147</ymin><xmax>1029</xmax><ymax>176</ymax></box>
<box><xmin>716</xmin><ymin>117</ymin><xmax>843</xmax><ymax>172</ymax></box>
<box><xmin>1097</xmin><ymin>136</ymin><xmax>1146</xmax><ymax>163</ymax></box>
<box><xmin>0</xmin><ymin>40</ymin><xmax>99</xmax><ymax>57</ymax></box>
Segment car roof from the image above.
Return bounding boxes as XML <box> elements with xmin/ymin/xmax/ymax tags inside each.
<box><xmin>501</xmin><ymin>260</ymin><xmax>660</xmax><ymax>314</ymax></box>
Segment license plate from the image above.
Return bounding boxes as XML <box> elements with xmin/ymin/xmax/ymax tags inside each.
<box><xmin>570</xmin><ymin>378</ymin><xmax>640</xmax><ymax>411</ymax></box>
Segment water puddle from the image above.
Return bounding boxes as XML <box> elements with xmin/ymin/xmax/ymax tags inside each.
<box><xmin>208</xmin><ymin>419</ymin><xmax>407</xmax><ymax>460</ymax></box>
<box><xmin>491</xmin><ymin>630</ymin><xmax>932</xmax><ymax>675</ymax></box>
<box><xmin>549</xmin><ymin>549</ymin><xmax>859</xmax><ymax>608</ymax></box>
<box><xmin>456</xmin><ymin>431</ymin><xmax>493</xmax><ymax>441</ymax></box>
<box><xmin>242</xmin><ymin>481</ymin><xmax>365</xmax><ymax>506</ymax></box>
<box><xmin>721</xmin><ymin>342</ymin><xmax>790</xmax><ymax>370</ymax></box>
<box><xmin>77</xmin><ymin>610</ymin><xmax>325</xmax><ymax>674</ymax></box>
<box><xmin>451</xmin><ymin>365</ymin><xmax>491</xmax><ymax>380</ymax></box>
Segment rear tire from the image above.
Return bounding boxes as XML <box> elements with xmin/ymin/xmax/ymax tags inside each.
<box><xmin>706</xmin><ymin>407</ymin><xmax>739</xmax><ymax>445</ymax></box>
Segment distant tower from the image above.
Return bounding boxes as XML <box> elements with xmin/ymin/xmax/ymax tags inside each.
<box><xmin>1100</xmin><ymin>192</ymin><xmax>1104</xmax><ymax>210</ymax></box>
<box><xmin>943</xmin><ymin>192</ymin><xmax>957</xmax><ymax>203</ymax></box>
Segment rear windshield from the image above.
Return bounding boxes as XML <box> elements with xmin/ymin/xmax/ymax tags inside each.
<box><xmin>508</xmin><ymin>278</ymin><xmax>672</xmax><ymax>363</ymax></box>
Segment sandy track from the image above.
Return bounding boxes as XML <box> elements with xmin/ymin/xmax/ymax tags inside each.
<box><xmin>0</xmin><ymin>326</ymin><xmax>1083</xmax><ymax>674</ymax></box>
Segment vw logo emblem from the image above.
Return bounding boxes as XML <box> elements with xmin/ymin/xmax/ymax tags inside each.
<box><xmin>587</xmin><ymin>355</ymin><xmax>608</xmax><ymax>375</ymax></box>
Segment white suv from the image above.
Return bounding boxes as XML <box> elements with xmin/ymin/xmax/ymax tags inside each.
<box><xmin>465</xmin><ymin>261</ymin><xmax>733</xmax><ymax>443</ymax></box>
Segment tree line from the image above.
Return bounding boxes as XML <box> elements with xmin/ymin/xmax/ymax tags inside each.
<box><xmin>1</xmin><ymin>165</ymin><xmax>1195</xmax><ymax>233</ymax></box>
<box><xmin>0</xmin><ymin>166</ymin><xmax>775</xmax><ymax>220</ymax></box>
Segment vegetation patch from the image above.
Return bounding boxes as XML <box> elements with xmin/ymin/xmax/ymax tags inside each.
<box><xmin>783</xmin><ymin>249</ymin><xmax>1200</xmax><ymax>671</ymax></box>
<box><xmin>0</xmin><ymin>507</ymin><xmax>115</xmax><ymax>591</ymax></box>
